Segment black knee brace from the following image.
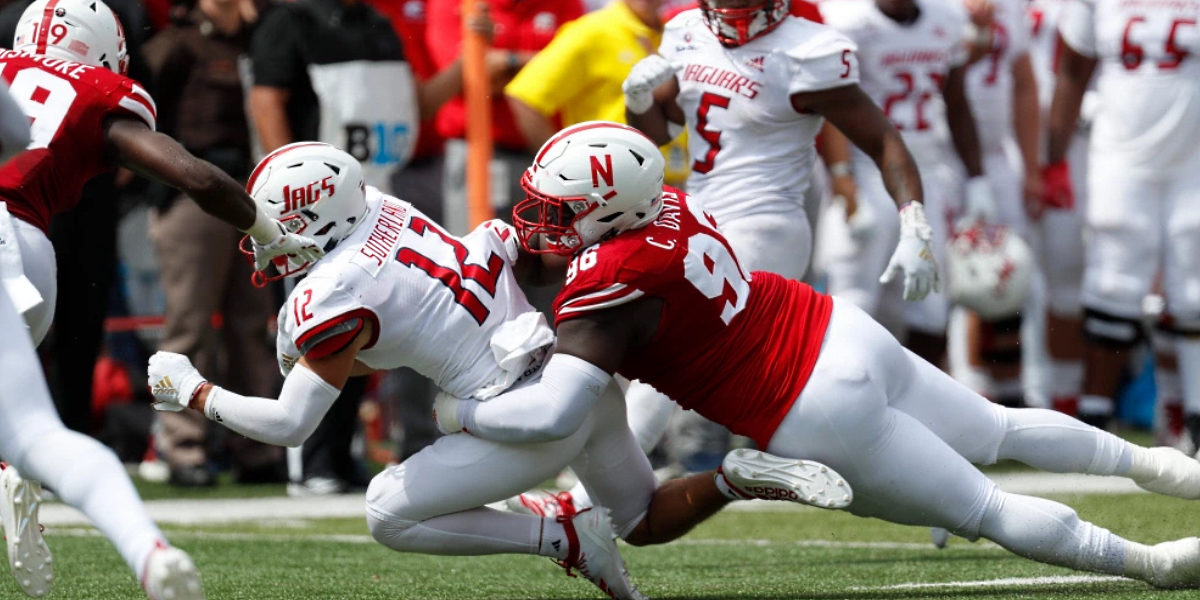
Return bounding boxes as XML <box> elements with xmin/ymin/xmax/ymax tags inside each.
<box><xmin>1082</xmin><ymin>307</ymin><xmax>1144</xmax><ymax>349</ymax></box>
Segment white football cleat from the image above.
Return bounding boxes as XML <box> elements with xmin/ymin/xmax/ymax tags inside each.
<box><xmin>930</xmin><ymin>527</ymin><xmax>950</xmax><ymax>549</ymax></box>
<box><xmin>141</xmin><ymin>543</ymin><xmax>204</xmax><ymax>600</ymax></box>
<box><xmin>719</xmin><ymin>449</ymin><xmax>853</xmax><ymax>509</ymax></box>
<box><xmin>556</xmin><ymin>508</ymin><xmax>646</xmax><ymax>600</ymax></box>
<box><xmin>1142</xmin><ymin>537</ymin><xmax>1200</xmax><ymax>589</ymax></box>
<box><xmin>1131</xmin><ymin>447</ymin><xmax>1200</xmax><ymax>500</ymax></box>
<box><xmin>506</xmin><ymin>490</ymin><xmax>577</xmax><ymax>519</ymax></box>
<box><xmin>1</xmin><ymin>464</ymin><xmax>52</xmax><ymax>598</ymax></box>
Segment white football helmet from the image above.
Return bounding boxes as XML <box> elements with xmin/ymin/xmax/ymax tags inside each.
<box><xmin>699</xmin><ymin>0</ymin><xmax>789</xmax><ymax>47</ymax></box>
<box><xmin>945</xmin><ymin>224</ymin><xmax>1034</xmax><ymax>319</ymax></box>
<box><xmin>515</xmin><ymin>121</ymin><xmax>665</xmax><ymax>256</ymax></box>
<box><xmin>244</xmin><ymin>142</ymin><xmax>367</xmax><ymax>280</ymax></box>
<box><xmin>14</xmin><ymin>0</ymin><xmax>128</xmax><ymax>74</ymax></box>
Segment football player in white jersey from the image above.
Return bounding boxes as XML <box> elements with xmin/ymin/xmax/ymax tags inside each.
<box><xmin>1047</xmin><ymin>0</ymin><xmax>1200</xmax><ymax>432</ymax></box>
<box><xmin>147</xmin><ymin>142</ymin><xmax>852</xmax><ymax>600</ymax></box>
<box><xmin>818</xmin><ymin>0</ymin><xmax>994</xmax><ymax>365</ymax></box>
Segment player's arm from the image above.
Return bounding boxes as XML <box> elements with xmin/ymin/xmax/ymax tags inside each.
<box><xmin>624</xmin><ymin>55</ymin><xmax>684</xmax><ymax>146</ymax></box>
<box><xmin>795</xmin><ymin>84</ymin><xmax>922</xmax><ymax>208</ymax></box>
<box><xmin>942</xmin><ymin>65</ymin><xmax>984</xmax><ymax>178</ymax></box>
<box><xmin>816</xmin><ymin>121</ymin><xmax>859</xmax><ymax>218</ymax></box>
<box><xmin>439</xmin><ymin>299</ymin><xmax>659</xmax><ymax>443</ymax></box>
<box><xmin>248</xmin><ymin>85</ymin><xmax>293</xmax><ymax>152</ymax></box>
<box><xmin>1046</xmin><ymin>38</ymin><xmax>1095</xmax><ymax>165</ymax></box>
<box><xmin>1010</xmin><ymin>51</ymin><xmax>1042</xmax><ymax>215</ymax></box>
<box><xmin>148</xmin><ymin>322</ymin><xmax>373</xmax><ymax>447</ymax></box>
<box><xmin>507</xmin><ymin>97</ymin><xmax>558</xmax><ymax>153</ymax></box>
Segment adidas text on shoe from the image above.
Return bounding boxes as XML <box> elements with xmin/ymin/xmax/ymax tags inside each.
<box><xmin>1</xmin><ymin>464</ymin><xmax>52</xmax><ymax>597</ymax></box>
<box><xmin>556</xmin><ymin>508</ymin><xmax>647</xmax><ymax>600</ymax></box>
<box><xmin>719</xmin><ymin>449</ymin><xmax>853</xmax><ymax>509</ymax></box>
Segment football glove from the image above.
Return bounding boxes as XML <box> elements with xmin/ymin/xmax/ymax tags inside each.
<box><xmin>252</xmin><ymin>220</ymin><xmax>325</xmax><ymax>272</ymax></box>
<box><xmin>1040</xmin><ymin>161</ymin><xmax>1074</xmax><ymax>210</ymax></box>
<box><xmin>623</xmin><ymin>55</ymin><xmax>675</xmax><ymax>115</ymax></box>
<box><xmin>880</xmin><ymin>202</ymin><xmax>940</xmax><ymax>301</ymax></box>
<box><xmin>433</xmin><ymin>391</ymin><xmax>465</xmax><ymax>434</ymax></box>
<box><xmin>148</xmin><ymin>351</ymin><xmax>208</xmax><ymax>412</ymax></box>
<box><xmin>962</xmin><ymin>177</ymin><xmax>996</xmax><ymax>224</ymax></box>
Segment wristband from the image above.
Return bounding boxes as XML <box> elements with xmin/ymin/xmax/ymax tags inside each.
<box><xmin>828</xmin><ymin>161</ymin><xmax>852</xmax><ymax>178</ymax></box>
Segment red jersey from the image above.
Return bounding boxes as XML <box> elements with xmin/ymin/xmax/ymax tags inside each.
<box><xmin>553</xmin><ymin>189</ymin><xmax>832</xmax><ymax>448</ymax></box>
<box><xmin>0</xmin><ymin>50</ymin><xmax>157</xmax><ymax>234</ymax></box>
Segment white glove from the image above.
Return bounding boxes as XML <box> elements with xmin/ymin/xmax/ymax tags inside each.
<box><xmin>148</xmin><ymin>351</ymin><xmax>208</xmax><ymax>412</ymax></box>
<box><xmin>622</xmin><ymin>55</ymin><xmax>676</xmax><ymax>115</ymax></box>
<box><xmin>879</xmin><ymin>202</ymin><xmax>941</xmax><ymax>301</ymax></box>
<box><xmin>252</xmin><ymin>220</ymin><xmax>325</xmax><ymax>272</ymax></box>
<box><xmin>962</xmin><ymin>177</ymin><xmax>996</xmax><ymax>224</ymax></box>
<box><xmin>433</xmin><ymin>391</ymin><xmax>465</xmax><ymax>434</ymax></box>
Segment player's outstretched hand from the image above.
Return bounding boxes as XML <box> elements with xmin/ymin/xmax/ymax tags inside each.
<box><xmin>148</xmin><ymin>351</ymin><xmax>208</xmax><ymax>412</ymax></box>
<box><xmin>623</xmin><ymin>55</ymin><xmax>676</xmax><ymax>115</ymax></box>
<box><xmin>879</xmin><ymin>202</ymin><xmax>940</xmax><ymax>301</ymax></box>
<box><xmin>252</xmin><ymin>221</ymin><xmax>324</xmax><ymax>272</ymax></box>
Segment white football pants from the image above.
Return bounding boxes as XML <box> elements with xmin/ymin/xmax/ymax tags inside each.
<box><xmin>766</xmin><ymin>298</ymin><xmax>1146</xmax><ymax>574</ymax></box>
<box><xmin>6</xmin><ymin>215</ymin><xmax>56</xmax><ymax>345</ymax></box>
<box><xmin>0</xmin><ymin>284</ymin><xmax>165</xmax><ymax>581</ymax></box>
<box><xmin>364</xmin><ymin>380</ymin><xmax>655</xmax><ymax>554</ymax></box>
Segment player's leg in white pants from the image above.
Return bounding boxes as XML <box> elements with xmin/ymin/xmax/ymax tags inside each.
<box><xmin>364</xmin><ymin>382</ymin><xmax>655</xmax><ymax>555</ymax></box>
<box><xmin>1161</xmin><ymin>166</ymin><xmax>1200</xmax><ymax>452</ymax></box>
<box><xmin>766</xmin><ymin>298</ymin><xmax>1200</xmax><ymax>582</ymax></box>
<box><xmin>9</xmin><ymin>217</ymin><xmax>57</xmax><ymax>346</ymax></box>
<box><xmin>0</xmin><ymin>286</ymin><xmax>169</xmax><ymax>583</ymax></box>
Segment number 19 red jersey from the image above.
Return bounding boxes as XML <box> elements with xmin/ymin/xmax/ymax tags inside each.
<box><xmin>0</xmin><ymin>50</ymin><xmax>156</xmax><ymax>233</ymax></box>
<box><xmin>553</xmin><ymin>188</ymin><xmax>833</xmax><ymax>448</ymax></box>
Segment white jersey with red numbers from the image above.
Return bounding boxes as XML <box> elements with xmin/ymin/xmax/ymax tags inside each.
<box><xmin>965</xmin><ymin>0</ymin><xmax>1031</xmax><ymax>153</ymax></box>
<box><xmin>276</xmin><ymin>187</ymin><xmax>553</xmax><ymax>400</ymax></box>
<box><xmin>659</xmin><ymin>9</ymin><xmax>858</xmax><ymax>223</ymax></box>
<box><xmin>0</xmin><ymin>50</ymin><xmax>156</xmax><ymax>234</ymax></box>
<box><xmin>820</xmin><ymin>0</ymin><xmax>970</xmax><ymax>157</ymax></box>
<box><xmin>1058</xmin><ymin>0</ymin><xmax>1200</xmax><ymax>176</ymax></box>
<box><xmin>1027</xmin><ymin>0</ymin><xmax>1072</xmax><ymax>111</ymax></box>
<box><xmin>552</xmin><ymin>188</ymin><xmax>833</xmax><ymax>448</ymax></box>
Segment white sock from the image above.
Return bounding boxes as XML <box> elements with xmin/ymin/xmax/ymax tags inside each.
<box><xmin>537</xmin><ymin>518</ymin><xmax>570</xmax><ymax>560</ymax></box>
<box><xmin>20</xmin><ymin>428</ymin><xmax>165</xmax><ymax>580</ymax></box>
<box><xmin>978</xmin><ymin>490</ymin><xmax>1126</xmax><ymax>575</ymax></box>
<box><xmin>995</xmin><ymin>408</ymin><xmax>1132</xmax><ymax>474</ymax></box>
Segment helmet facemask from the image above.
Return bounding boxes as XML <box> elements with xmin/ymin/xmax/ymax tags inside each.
<box><xmin>699</xmin><ymin>0</ymin><xmax>789</xmax><ymax>47</ymax></box>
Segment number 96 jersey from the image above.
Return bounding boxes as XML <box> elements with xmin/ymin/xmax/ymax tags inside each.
<box><xmin>277</xmin><ymin>187</ymin><xmax>552</xmax><ymax>401</ymax></box>
<box><xmin>0</xmin><ymin>50</ymin><xmax>156</xmax><ymax>233</ymax></box>
<box><xmin>553</xmin><ymin>189</ymin><xmax>833</xmax><ymax>448</ymax></box>
<box><xmin>659</xmin><ymin>10</ymin><xmax>858</xmax><ymax>224</ymax></box>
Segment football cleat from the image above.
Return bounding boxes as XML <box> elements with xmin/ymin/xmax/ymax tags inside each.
<box><xmin>719</xmin><ymin>449</ymin><xmax>853</xmax><ymax>509</ymax></box>
<box><xmin>141</xmin><ymin>543</ymin><xmax>204</xmax><ymax>600</ymax></box>
<box><xmin>930</xmin><ymin>527</ymin><xmax>951</xmax><ymax>549</ymax></box>
<box><xmin>556</xmin><ymin>508</ymin><xmax>646</xmax><ymax>600</ymax></box>
<box><xmin>506</xmin><ymin>490</ymin><xmax>578</xmax><ymax>519</ymax></box>
<box><xmin>1142</xmin><ymin>537</ymin><xmax>1200</xmax><ymax>589</ymax></box>
<box><xmin>1</xmin><ymin>464</ymin><xmax>52</xmax><ymax>598</ymax></box>
<box><xmin>1131</xmin><ymin>447</ymin><xmax>1200</xmax><ymax>500</ymax></box>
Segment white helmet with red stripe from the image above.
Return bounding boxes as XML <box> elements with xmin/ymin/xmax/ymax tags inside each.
<box><xmin>946</xmin><ymin>223</ymin><xmax>1034</xmax><ymax>319</ymax></box>
<box><xmin>514</xmin><ymin>121</ymin><xmax>665</xmax><ymax>256</ymax></box>
<box><xmin>700</xmin><ymin>0</ymin><xmax>789</xmax><ymax>47</ymax></box>
<box><xmin>245</xmin><ymin>142</ymin><xmax>367</xmax><ymax>280</ymax></box>
<box><xmin>14</xmin><ymin>0</ymin><xmax>128</xmax><ymax>74</ymax></box>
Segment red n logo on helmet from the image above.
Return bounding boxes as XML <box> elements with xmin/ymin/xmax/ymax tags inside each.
<box><xmin>590</xmin><ymin>154</ymin><xmax>614</xmax><ymax>188</ymax></box>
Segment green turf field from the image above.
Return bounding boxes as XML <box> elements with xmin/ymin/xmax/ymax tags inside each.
<box><xmin>6</xmin><ymin>488</ymin><xmax>1197</xmax><ymax>600</ymax></box>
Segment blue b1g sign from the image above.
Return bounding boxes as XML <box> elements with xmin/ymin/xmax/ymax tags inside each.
<box><xmin>344</xmin><ymin>122</ymin><xmax>412</xmax><ymax>166</ymax></box>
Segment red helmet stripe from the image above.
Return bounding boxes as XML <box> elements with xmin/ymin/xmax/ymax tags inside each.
<box><xmin>36</xmin><ymin>0</ymin><xmax>61</xmax><ymax>54</ymax></box>
<box><xmin>245</xmin><ymin>142</ymin><xmax>330</xmax><ymax>193</ymax></box>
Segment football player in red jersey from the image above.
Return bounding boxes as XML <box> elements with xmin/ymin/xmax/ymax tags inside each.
<box><xmin>436</xmin><ymin>121</ymin><xmax>1200</xmax><ymax>589</ymax></box>
<box><xmin>0</xmin><ymin>0</ymin><xmax>321</xmax><ymax>346</ymax></box>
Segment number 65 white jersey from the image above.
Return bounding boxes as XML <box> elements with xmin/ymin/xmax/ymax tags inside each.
<box><xmin>276</xmin><ymin>186</ymin><xmax>553</xmax><ymax>400</ymax></box>
<box><xmin>659</xmin><ymin>9</ymin><xmax>859</xmax><ymax>223</ymax></box>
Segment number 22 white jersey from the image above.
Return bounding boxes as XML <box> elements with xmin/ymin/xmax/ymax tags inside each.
<box><xmin>821</xmin><ymin>0</ymin><xmax>970</xmax><ymax>157</ymax></box>
<box><xmin>1058</xmin><ymin>0</ymin><xmax>1200</xmax><ymax>175</ymax></box>
<box><xmin>276</xmin><ymin>187</ymin><xmax>552</xmax><ymax>400</ymax></box>
<box><xmin>659</xmin><ymin>9</ymin><xmax>859</xmax><ymax>224</ymax></box>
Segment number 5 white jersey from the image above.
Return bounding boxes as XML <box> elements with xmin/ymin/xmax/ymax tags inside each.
<box><xmin>276</xmin><ymin>186</ymin><xmax>553</xmax><ymax>400</ymax></box>
<box><xmin>659</xmin><ymin>9</ymin><xmax>859</xmax><ymax>224</ymax></box>
<box><xmin>1058</xmin><ymin>0</ymin><xmax>1200</xmax><ymax>175</ymax></box>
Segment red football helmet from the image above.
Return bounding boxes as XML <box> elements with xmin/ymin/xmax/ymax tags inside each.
<box><xmin>514</xmin><ymin>121</ymin><xmax>665</xmax><ymax>257</ymax></box>
<box><xmin>699</xmin><ymin>0</ymin><xmax>790</xmax><ymax>47</ymax></box>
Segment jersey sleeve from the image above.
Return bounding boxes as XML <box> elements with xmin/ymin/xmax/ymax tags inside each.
<box><xmin>553</xmin><ymin>247</ymin><xmax>650</xmax><ymax>325</ymax></box>
<box><xmin>1057</xmin><ymin>0</ymin><xmax>1097</xmax><ymax>57</ymax></box>
<box><xmin>285</xmin><ymin>275</ymin><xmax>380</xmax><ymax>360</ymax></box>
<box><xmin>784</xmin><ymin>27</ymin><xmax>860</xmax><ymax>94</ymax></box>
<box><xmin>94</xmin><ymin>72</ymin><xmax>157</xmax><ymax>130</ymax></box>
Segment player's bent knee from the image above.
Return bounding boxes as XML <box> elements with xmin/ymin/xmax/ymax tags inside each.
<box><xmin>365</xmin><ymin>509</ymin><xmax>419</xmax><ymax>552</ymax></box>
<box><xmin>1082</xmin><ymin>307</ymin><xmax>1143</xmax><ymax>349</ymax></box>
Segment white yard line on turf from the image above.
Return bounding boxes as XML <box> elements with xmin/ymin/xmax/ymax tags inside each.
<box><xmin>849</xmin><ymin>574</ymin><xmax>1127</xmax><ymax>590</ymax></box>
<box><xmin>36</xmin><ymin>471</ymin><xmax>1142</xmax><ymax>526</ymax></box>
